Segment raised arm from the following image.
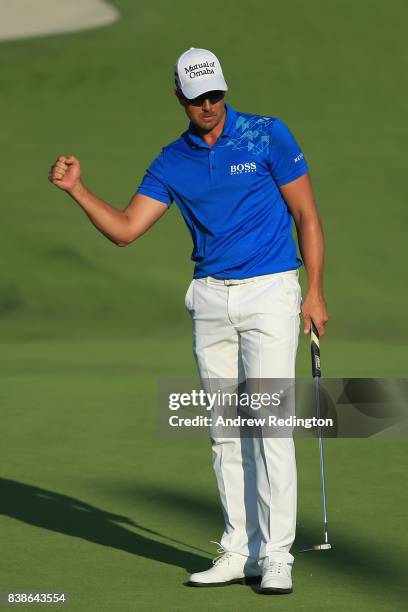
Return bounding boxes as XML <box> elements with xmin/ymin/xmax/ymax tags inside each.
<box><xmin>48</xmin><ymin>155</ymin><xmax>169</xmax><ymax>246</ymax></box>
<box><xmin>279</xmin><ymin>172</ymin><xmax>329</xmax><ymax>336</ymax></box>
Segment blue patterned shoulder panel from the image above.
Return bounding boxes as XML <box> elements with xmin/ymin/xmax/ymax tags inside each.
<box><xmin>219</xmin><ymin>113</ymin><xmax>276</xmax><ymax>155</ymax></box>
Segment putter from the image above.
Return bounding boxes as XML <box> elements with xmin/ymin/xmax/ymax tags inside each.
<box><xmin>300</xmin><ymin>321</ymin><xmax>332</xmax><ymax>553</ymax></box>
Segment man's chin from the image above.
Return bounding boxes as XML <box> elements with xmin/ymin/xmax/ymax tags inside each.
<box><xmin>198</xmin><ymin>117</ymin><xmax>218</xmax><ymax>131</ymax></box>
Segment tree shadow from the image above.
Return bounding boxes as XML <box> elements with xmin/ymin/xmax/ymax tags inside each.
<box><xmin>0</xmin><ymin>478</ymin><xmax>210</xmax><ymax>574</ymax></box>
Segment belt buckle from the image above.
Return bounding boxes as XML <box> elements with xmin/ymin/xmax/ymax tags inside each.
<box><xmin>224</xmin><ymin>278</ymin><xmax>240</xmax><ymax>286</ymax></box>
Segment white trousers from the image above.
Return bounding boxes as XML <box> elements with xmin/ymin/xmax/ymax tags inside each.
<box><xmin>185</xmin><ymin>270</ymin><xmax>301</xmax><ymax>560</ymax></box>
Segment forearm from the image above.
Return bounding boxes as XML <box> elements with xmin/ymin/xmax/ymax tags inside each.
<box><xmin>68</xmin><ymin>182</ymin><xmax>131</xmax><ymax>246</ymax></box>
<box><xmin>295</xmin><ymin>213</ymin><xmax>325</xmax><ymax>294</ymax></box>
<box><xmin>280</xmin><ymin>173</ymin><xmax>328</xmax><ymax>333</ymax></box>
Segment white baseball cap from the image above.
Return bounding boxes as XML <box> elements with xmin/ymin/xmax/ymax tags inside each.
<box><xmin>174</xmin><ymin>47</ymin><xmax>228</xmax><ymax>100</ymax></box>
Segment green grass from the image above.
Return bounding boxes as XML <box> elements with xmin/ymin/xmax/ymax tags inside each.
<box><xmin>0</xmin><ymin>0</ymin><xmax>407</xmax><ymax>610</ymax></box>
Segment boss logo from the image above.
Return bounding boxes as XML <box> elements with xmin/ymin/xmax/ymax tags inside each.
<box><xmin>230</xmin><ymin>162</ymin><xmax>257</xmax><ymax>175</ymax></box>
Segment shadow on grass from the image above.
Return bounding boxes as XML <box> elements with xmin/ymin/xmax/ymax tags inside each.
<box><xmin>1</xmin><ymin>478</ymin><xmax>406</xmax><ymax>606</ymax></box>
<box><xmin>0</xmin><ymin>478</ymin><xmax>210</xmax><ymax>574</ymax></box>
<box><xmin>119</xmin><ymin>483</ymin><xmax>406</xmax><ymax>603</ymax></box>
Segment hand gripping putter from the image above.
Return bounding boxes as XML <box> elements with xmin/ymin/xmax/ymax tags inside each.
<box><xmin>300</xmin><ymin>321</ymin><xmax>332</xmax><ymax>553</ymax></box>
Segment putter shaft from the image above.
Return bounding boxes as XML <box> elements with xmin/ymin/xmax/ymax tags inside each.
<box><xmin>300</xmin><ymin>323</ymin><xmax>332</xmax><ymax>553</ymax></box>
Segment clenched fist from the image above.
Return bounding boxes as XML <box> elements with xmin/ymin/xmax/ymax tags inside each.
<box><xmin>48</xmin><ymin>155</ymin><xmax>81</xmax><ymax>192</ymax></box>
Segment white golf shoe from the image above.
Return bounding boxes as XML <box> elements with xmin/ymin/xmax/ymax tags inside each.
<box><xmin>188</xmin><ymin>542</ymin><xmax>261</xmax><ymax>587</ymax></box>
<box><xmin>258</xmin><ymin>552</ymin><xmax>294</xmax><ymax>594</ymax></box>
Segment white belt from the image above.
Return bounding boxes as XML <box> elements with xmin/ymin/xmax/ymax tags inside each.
<box><xmin>204</xmin><ymin>269</ymin><xmax>299</xmax><ymax>286</ymax></box>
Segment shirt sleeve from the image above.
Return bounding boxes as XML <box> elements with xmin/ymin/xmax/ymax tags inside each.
<box><xmin>136</xmin><ymin>150</ymin><xmax>173</xmax><ymax>206</ymax></box>
<box><xmin>268</xmin><ymin>119</ymin><xmax>308</xmax><ymax>186</ymax></box>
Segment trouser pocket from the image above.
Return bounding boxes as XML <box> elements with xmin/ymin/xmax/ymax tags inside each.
<box><xmin>184</xmin><ymin>280</ymin><xmax>195</xmax><ymax>312</ymax></box>
<box><xmin>279</xmin><ymin>272</ymin><xmax>302</xmax><ymax>316</ymax></box>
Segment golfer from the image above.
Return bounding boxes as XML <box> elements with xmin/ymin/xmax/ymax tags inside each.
<box><xmin>48</xmin><ymin>47</ymin><xmax>328</xmax><ymax>594</ymax></box>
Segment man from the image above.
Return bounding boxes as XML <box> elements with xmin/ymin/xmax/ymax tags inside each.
<box><xmin>48</xmin><ymin>47</ymin><xmax>328</xmax><ymax>595</ymax></box>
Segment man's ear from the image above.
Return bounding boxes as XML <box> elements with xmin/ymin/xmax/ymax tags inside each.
<box><xmin>174</xmin><ymin>88</ymin><xmax>186</xmax><ymax>107</ymax></box>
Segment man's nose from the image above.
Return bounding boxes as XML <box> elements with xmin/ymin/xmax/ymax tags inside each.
<box><xmin>202</xmin><ymin>98</ymin><xmax>211</xmax><ymax>111</ymax></box>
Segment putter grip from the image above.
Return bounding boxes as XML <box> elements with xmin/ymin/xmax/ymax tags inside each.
<box><xmin>310</xmin><ymin>321</ymin><xmax>321</xmax><ymax>377</ymax></box>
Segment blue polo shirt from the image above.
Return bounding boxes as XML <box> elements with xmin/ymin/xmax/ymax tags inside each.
<box><xmin>136</xmin><ymin>103</ymin><xmax>308</xmax><ymax>279</ymax></box>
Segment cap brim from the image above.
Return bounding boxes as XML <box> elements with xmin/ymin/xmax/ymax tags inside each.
<box><xmin>180</xmin><ymin>76</ymin><xmax>228</xmax><ymax>100</ymax></box>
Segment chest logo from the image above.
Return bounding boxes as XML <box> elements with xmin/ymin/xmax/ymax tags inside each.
<box><xmin>230</xmin><ymin>162</ymin><xmax>257</xmax><ymax>175</ymax></box>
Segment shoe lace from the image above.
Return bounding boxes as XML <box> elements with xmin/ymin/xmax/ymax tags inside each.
<box><xmin>210</xmin><ymin>541</ymin><xmax>233</xmax><ymax>566</ymax></box>
<box><xmin>265</xmin><ymin>560</ymin><xmax>283</xmax><ymax>576</ymax></box>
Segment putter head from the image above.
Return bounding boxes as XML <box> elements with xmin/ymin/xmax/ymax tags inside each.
<box><xmin>299</xmin><ymin>543</ymin><xmax>332</xmax><ymax>553</ymax></box>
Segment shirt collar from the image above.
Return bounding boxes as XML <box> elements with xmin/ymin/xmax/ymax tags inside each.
<box><xmin>184</xmin><ymin>103</ymin><xmax>238</xmax><ymax>149</ymax></box>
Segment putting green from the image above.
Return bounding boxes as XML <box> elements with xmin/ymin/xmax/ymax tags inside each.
<box><xmin>0</xmin><ymin>1</ymin><xmax>406</xmax><ymax>610</ymax></box>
